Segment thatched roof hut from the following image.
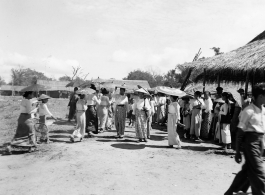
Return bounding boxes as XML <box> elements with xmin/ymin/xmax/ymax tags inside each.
<box><xmin>181</xmin><ymin>30</ymin><xmax>265</xmax><ymax>84</ymax></box>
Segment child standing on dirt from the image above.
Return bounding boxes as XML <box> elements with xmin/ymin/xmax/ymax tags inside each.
<box><xmin>38</xmin><ymin>94</ymin><xmax>57</xmax><ymax>143</ymax></box>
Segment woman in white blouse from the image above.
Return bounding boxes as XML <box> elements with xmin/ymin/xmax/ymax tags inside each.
<box><xmin>133</xmin><ymin>89</ymin><xmax>151</xmax><ymax>142</ymax></box>
<box><xmin>167</xmin><ymin>96</ymin><xmax>181</xmax><ymax>148</ymax></box>
<box><xmin>218</xmin><ymin>92</ymin><xmax>232</xmax><ymax>149</ymax></box>
<box><xmin>38</xmin><ymin>94</ymin><xmax>57</xmax><ymax>143</ymax></box>
<box><xmin>190</xmin><ymin>91</ymin><xmax>205</xmax><ymax>141</ymax></box>
<box><xmin>10</xmin><ymin>91</ymin><xmax>38</xmax><ymax>151</ymax></box>
<box><xmin>97</xmin><ymin>88</ymin><xmax>111</xmax><ymax>132</ymax></box>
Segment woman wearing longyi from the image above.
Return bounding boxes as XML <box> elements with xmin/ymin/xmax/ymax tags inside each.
<box><xmin>133</xmin><ymin>88</ymin><xmax>151</xmax><ymax>143</ymax></box>
<box><xmin>167</xmin><ymin>95</ymin><xmax>181</xmax><ymax>149</ymax></box>
<box><xmin>9</xmin><ymin>91</ymin><xmax>38</xmax><ymax>152</ymax></box>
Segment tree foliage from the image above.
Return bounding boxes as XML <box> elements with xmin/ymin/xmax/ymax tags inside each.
<box><xmin>0</xmin><ymin>76</ymin><xmax>6</xmax><ymax>86</ymax></box>
<box><xmin>123</xmin><ymin>68</ymin><xmax>192</xmax><ymax>88</ymax></box>
<box><xmin>10</xmin><ymin>67</ymin><xmax>52</xmax><ymax>86</ymax></box>
<box><xmin>123</xmin><ymin>70</ymin><xmax>164</xmax><ymax>88</ymax></box>
<box><xmin>59</xmin><ymin>75</ymin><xmax>72</xmax><ymax>81</ymax></box>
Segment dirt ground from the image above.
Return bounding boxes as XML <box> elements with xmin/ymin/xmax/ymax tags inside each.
<box><xmin>0</xmin><ymin>97</ymin><xmax>255</xmax><ymax>195</ymax></box>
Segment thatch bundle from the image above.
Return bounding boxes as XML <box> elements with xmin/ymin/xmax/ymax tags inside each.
<box><xmin>181</xmin><ymin>31</ymin><xmax>265</xmax><ymax>84</ymax></box>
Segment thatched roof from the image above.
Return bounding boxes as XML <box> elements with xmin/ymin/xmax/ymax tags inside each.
<box><xmin>37</xmin><ymin>80</ymin><xmax>74</xmax><ymax>91</ymax></box>
<box><xmin>184</xmin><ymin>83</ymin><xmax>251</xmax><ymax>94</ymax></box>
<box><xmin>181</xmin><ymin>30</ymin><xmax>265</xmax><ymax>83</ymax></box>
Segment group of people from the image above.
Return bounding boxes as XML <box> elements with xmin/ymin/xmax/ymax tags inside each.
<box><xmin>150</xmin><ymin>86</ymin><xmax>252</xmax><ymax>150</ymax></box>
<box><xmin>66</xmin><ymin>85</ymin><xmax>182</xmax><ymax>147</ymax></box>
<box><xmin>6</xmin><ymin>82</ymin><xmax>265</xmax><ymax>194</ymax></box>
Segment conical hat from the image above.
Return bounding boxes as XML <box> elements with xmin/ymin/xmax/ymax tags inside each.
<box><xmin>38</xmin><ymin>94</ymin><xmax>51</xmax><ymax>100</ymax></box>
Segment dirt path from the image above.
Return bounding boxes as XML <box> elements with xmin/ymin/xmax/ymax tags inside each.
<box><xmin>0</xmin><ymin>119</ymin><xmax>250</xmax><ymax>195</ymax></box>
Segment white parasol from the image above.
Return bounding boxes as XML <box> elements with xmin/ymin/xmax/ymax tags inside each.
<box><xmin>76</xmin><ymin>88</ymin><xmax>95</xmax><ymax>95</ymax></box>
<box><xmin>156</xmin><ymin>86</ymin><xmax>186</xmax><ymax>97</ymax></box>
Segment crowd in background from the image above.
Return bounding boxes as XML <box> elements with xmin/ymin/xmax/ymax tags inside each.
<box><xmin>67</xmin><ymin>84</ymin><xmax>252</xmax><ymax>149</ymax></box>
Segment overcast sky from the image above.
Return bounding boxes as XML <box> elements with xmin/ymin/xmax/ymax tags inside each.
<box><xmin>0</xmin><ymin>0</ymin><xmax>264</xmax><ymax>82</ymax></box>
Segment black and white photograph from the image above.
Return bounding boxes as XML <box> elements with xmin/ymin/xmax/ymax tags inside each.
<box><xmin>1</xmin><ymin>0</ymin><xmax>265</xmax><ymax>194</ymax></box>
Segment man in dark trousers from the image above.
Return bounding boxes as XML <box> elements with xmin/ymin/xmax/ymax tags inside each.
<box><xmin>67</xmin><ymin>87</ymin><xmax>79</xmax><ymax>122</ymax></box>
<box><xmin>224</xmin><ymin>83</ymin><xmax>265</xmax><ymax>195</ymax></box>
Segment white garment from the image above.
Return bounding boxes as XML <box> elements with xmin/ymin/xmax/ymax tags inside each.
<box><xmin>133</xmin><ymin>98</ymin><xmax>151</xmax><ymax>115</ymax></box>
<box><xmin>168</xmin><ymin>102</ymin><xmax>180</xmax><ymax>121</ymax></box>
<box><xmin>20</xmin><ymin>99</ymin><xmax>37</xmax><ymax>114</ymax></box>
<box><xmin>203</xmin><ymin>98</ymin><xmax>213</xmax><ymax>113</ymax></box>
<box><xmin>86</xmin><ymin>94</ymin><xmax>99</xmax><ymax>105</ymax></box>
<box><xmin>158</xmin><ymin>96</ymin><xmax>166</xmax><ymax>105</ymax></box>
<box><xmin>39</xmin><ymin>103</ymin><xmax>53</xmax><ymax>116</ymax></box>
<box><xmin>113</xmin><ymin>94</ymin><xmax>128</xmax><ymax>105</ymax></box>
<box><xmin>238</xmin><ymin>103</ymin><xmax>265</xmax><ymax>134</ymax></box>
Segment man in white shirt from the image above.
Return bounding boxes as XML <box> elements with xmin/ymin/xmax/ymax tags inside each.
<box><xmin>201</xmin><ymin>91</ymin><xmax>213</xmax><ymax>139</ymax></box>
<box><xmin>113</xmin><ymin>87</ymin><xmax>129</xmax><ymax>138</ymax></box>
<box><xmin>225</xmin><ymin>84</ymin><xmax>265</xmax><ymax>195</ymax></box>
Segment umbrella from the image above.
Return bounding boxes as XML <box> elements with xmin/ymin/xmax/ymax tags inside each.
<box><xmin>156</xmin><ymin>86</ymin><xmax>186</xmax><ymax>97</ymax></box>
<box><xmin>76</xmin><ymin>88</ymin><xmax>96</xmax><ymax>95</ymax></box>
<box><xmin>20</xmin><ymin>84</ymin><xmax>50</xmax><ymax>92</ymax></box>
<box><xmin>65</xmin><ymin>80</ymin><xmax>85</xmax><ymax>88</ymax></box>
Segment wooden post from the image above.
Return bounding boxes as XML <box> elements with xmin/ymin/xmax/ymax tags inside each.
<box><xmin>245</xmin><ymin>71</ymin><xmax>250</xmax><ymax>98</ymax></box>
<box><xmin>217</xmin><ymin>74</ymin><xmax>220</xmax><ymax>87</ymax></box>
<box><xmin>203</xmin><ymin>69</ymin><xmax>206</xmax><ymax>93</ymax></box>
<box><xmin>181</xmin><ymin>68</ymin><xmax>193</xmax><ymax>91</ymax></box>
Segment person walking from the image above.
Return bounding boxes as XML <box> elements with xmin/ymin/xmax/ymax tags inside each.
<box><xmin>224</xmin><ymin>83</ymin><xmax>265</xmax><ymax>195</ymax></box>
<box><xmin>70</xmin><ymin>92</ymin><xmax>87</xmax><ymax>142</ymax></box>
<box><xmin>8</xmin><ymin>91</ymin><xmax>38</xmax><ymax>152</ymax></box>
<box><xmin>113</xmin><ymin>86</ymin><xmax>129</xmax><ymax>138</ymax></box>
<box><xmin>68</xmin><ymin>87</ymin><xmax>79</xmax><ymax>122</ymax></box>
<box><xmin>167</xmin><ymin>95</ymin><xmax>181</xmax><ymax>149</ymax></box>
<box><xmin>85</xmin><ymin>84</ymin><xmax>99</xmax><ymax>136</ymax></box>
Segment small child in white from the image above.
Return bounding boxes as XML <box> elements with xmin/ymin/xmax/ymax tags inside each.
<box><xmin>38</xmin><ymin>94</ymin><xmax>57</xmax><ymax>143</ymax></box>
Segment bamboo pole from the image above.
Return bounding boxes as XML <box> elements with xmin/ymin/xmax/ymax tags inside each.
<box><xmin>217</xmin><ymin>74</ymin><xmax>220</xmax><ymax>87</ymax></box>
<box><xmin>203</xmin><ymin>68</ymin><xmax>206</xmax><ymax>93</ymax></box>
<box><xmin>180</xmin><ymin>68</ymin><xmax>193</xmax><ymax>91</ymax></box>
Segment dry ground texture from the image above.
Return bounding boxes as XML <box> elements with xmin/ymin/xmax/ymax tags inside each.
<box><xmin>0</xmin><ymin>96</ymin><xmax>256</xmax><ymax>195</ymax></box>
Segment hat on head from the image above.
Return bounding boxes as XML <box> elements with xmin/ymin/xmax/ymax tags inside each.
<box><xmin>237</xmin><ymin>88</ymin><xmax>244</xmax><ymax>94</ymax></box>
<box><xmin>135</xmin><ymin>88</ymin><xmax>150</xmax><ymax>95</ymax></box>
<box><xmin>216</xmin><ymin>87</ymin><xmax>223</xmax><ymax>91</ymax></box>
<box><xmin>38</xmin><ymin>94</ymin><xmax>51</xmax><ymax>100</ymax></box>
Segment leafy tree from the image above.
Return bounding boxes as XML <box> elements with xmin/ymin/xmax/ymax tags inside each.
<box><xmin>59</xmin><ymin>75</ymin><xmax>72</xmax><ymax>81</ymax></box>
<box><xmin>10</xmin><ymin>67</ymin><xmax>52</xmax><ymax>86</ymax></box>
<box><xmin>0</xmin><ymin>76</ymin><xmax>6</xmax><ymax>86</ymax></box>
<box><xmin>123</xmin><ymin>70</ymin><xmax>164</xmax><ymax>87</ymax></box>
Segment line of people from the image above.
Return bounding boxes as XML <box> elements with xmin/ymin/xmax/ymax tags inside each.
<box><xmin>68</xmin><ymin>85</ymin><xmax>182</xmax><ymax>148</ymax></box>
